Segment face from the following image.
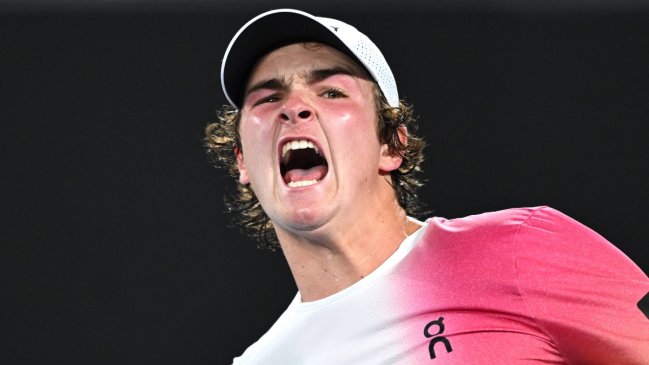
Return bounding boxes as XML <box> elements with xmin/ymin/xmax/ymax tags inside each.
<box><xmin>236</xmin><ymin>43</ymin><xmax>403</xmax><ymax>238</ymax></box>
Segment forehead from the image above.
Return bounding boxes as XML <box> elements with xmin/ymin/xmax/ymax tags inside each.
<box><xmin>247</xmin><ymin>42</ymin><xmax>369</xmax><ymax>85</ymax></box>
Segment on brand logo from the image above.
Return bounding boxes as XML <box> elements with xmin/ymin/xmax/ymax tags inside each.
<box><xmin>423</xmin><ymin>317</ymin><xmax>453</xmax><ymax>360</ymax></box>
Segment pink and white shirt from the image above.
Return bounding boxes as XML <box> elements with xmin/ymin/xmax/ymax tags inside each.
<box><xmin>232</xmin><ymin>207</ymin><xmax>649</xmax><ymax>364</ymax></box>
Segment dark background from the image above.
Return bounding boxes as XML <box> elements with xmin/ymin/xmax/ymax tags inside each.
<box><xmin>2</xmin><ymin>0</ymin><xmax>648</xmax><ymax>364</ymax></box>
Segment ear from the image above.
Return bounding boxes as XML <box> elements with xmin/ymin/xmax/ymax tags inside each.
<box><xmin>235</xmin><ymin>146</ymin><xmax>250</xmax><ymax>185</ymax></box>
<box><xmin>378</xmin><ymin>126</ymin><xmax>407</xmax><ymax>172</ymax></box>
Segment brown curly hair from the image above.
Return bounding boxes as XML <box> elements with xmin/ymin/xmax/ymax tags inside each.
<box><xmin>205</xmin><ymin>85</ymin><xmax>426</xmax><ymax>250</ymax></box>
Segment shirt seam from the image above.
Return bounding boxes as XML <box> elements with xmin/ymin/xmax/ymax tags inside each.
<box><xmin>512</xmin><ymin>206</ymin><xmax>571</xmax><ymax>365</ymax></box>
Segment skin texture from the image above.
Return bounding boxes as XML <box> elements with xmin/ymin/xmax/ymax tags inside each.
<box><xmin>237</xmin><ymin>43</ymin><xmax>421</xmax><ymax>301</ymax></box>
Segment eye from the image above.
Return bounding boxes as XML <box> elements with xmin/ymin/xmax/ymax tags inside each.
<box><xmin>253</xmin><ymin>93</ymin><xmax>281</xmax><ymax>106</ymax></box>
<box><xmin>322</xmin><ymin>88</ymin><xmax>346</xmax><ymax>99</ymax></box>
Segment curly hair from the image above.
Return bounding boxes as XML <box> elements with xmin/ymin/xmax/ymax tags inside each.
<box><xmin>205</xmin><ymin>86</ymin><xmax>426</xmax><ymax>251</ymax></box>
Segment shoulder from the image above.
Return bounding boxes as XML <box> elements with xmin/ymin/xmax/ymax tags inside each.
<box><xmin>429</xmin><ymin>206</ymin><xmax>613</xmax><ymax>250</ymax></box>
<box><xmin>413</xmin><ymin>206</ymin><xmax>560</xmax><ymax>276</ymax></box>
<box><xmin>508</xmin><ymin>206</ymin><xmax>647</xmax><ymax>280</ymax></box>
<box><xmin>424</xmin><ymin>206</ymin><xmax>557</xmax><ymax>248</ymax></box>
<box><xmin>489</xmin><ymin>209</ymin><xmax>649</xmax><ymax>364</ymax></box>
<box><xmin>423</xmin><ymin>205</ymin><xmax>646</xmax><ymax>279</ymax></box>
<box><xmin>427</xmin><ymin>205</ymin><xmax>556</xmax><ymax>234</ymax></box>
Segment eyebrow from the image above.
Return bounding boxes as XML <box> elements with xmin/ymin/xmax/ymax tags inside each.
<box><xmin>244</xmin><ymin>66</ymin><xmax>359</xmax><ymax>99</ymax></box>
<box><xmin>245</xmin><ymin>78</ymin><xmax>287</xmax><ymax>98</ymax></box>
<box><xmin>305</xmin><ymin>66</ymin><xmax>356</xmax><ymax>84</ymax></box>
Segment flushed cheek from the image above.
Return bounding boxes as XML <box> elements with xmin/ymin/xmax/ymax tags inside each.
<box><xmin>321</xmin><ymin>97</ymin><xmax>374</xmax><ymax>127</ymax></box>
<box><xmin>240</xmin><ymin>114</ymin><xmax>275</xmax><ymax>149</ymax></box>
<box><xmin>241</xmin><ymin>113</ymin><xmax>271</xmax><ymax>131</ymax></box>
<box><xmin>239</xmin><ymin>117</ymin><xmax>277</xmax><ymax>181</ymax></box>
<box><xmin>329</xmin><ymin>129</ymin><xmax>381</xmax><ymax>188</ymax></box>
<box><xmin>326</xmin><ymin>108</ymin><xmax>377</xmax><ymax>150</ymax></box>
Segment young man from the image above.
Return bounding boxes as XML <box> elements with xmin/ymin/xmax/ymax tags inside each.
<box><xmin>206</xmin><ymin>9</ymin><xmax>649</xmax><ymax>364</ymax></box>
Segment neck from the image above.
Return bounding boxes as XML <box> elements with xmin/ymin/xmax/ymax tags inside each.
<box><xmin>276</xmin><ymin>201</ymin><xmax>422</xmax><ymax>302</ymax></box>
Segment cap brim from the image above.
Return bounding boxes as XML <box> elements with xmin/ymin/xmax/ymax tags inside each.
<box><xmin>221</xmin><ymin>9</ymin><xmax>357</xmax><ymax>109</ymax></box>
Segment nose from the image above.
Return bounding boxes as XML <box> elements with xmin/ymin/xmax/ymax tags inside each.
<box><xmin>279</xmin><ymin>92</ymin><xmax>314</xmax><ymax>123</ymax></box>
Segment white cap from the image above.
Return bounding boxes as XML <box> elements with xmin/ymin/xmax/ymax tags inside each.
<box><xmin>220</xmin><ymin>9</ymin><xmax>399</xmax><ymax>109</ymax></box>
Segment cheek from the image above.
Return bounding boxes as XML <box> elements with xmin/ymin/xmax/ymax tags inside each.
<box><xmin>323</xmin><ymin>101</ymin><xmax>374</xmax><ymax>129</ymax></box>
<box><xmin>240</xmin><ymin>114</ymin><xmax>267</xmax><ymax>132</ymax></box>
<box><xmin>239</xmin><ymin>116</ymin><xmax>276</xmax><ymax>174</ymax></box>
<box><xmin>325</xmin><ymin>106</ymin><xmax>382</xmax><ymax>164</ymax></box>
<box><xmin>240</xmin><ymin>115</ymin><xmax>271</xmax><ymax>148</ymax></box>
<box><xmin>329</xmin><ymin>103</ymin><xmax>377</xmax><ymax>139</ymax></box>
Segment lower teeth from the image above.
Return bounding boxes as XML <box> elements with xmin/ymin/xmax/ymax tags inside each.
<box><xmin>288</xmin><ymin>179</ymin><xmax>318</xmax><ymax>188</ymax></box>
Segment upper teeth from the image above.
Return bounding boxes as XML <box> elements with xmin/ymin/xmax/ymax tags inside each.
<box><xmin>282</xmin><ymin>139</ymin><xmax>319</xmax><ymax>158</ymax></box>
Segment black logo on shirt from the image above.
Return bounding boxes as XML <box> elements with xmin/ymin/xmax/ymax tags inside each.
<box><xmin>424</xmin><ymin>317</ymin><xmax>453</xmax><ymax>360</ymax></box>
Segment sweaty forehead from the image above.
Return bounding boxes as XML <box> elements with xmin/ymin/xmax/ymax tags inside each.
<box><xmin>246</xmin><ymin>42</ymin><xmax>369</xmax><ymax>87</ymax></box>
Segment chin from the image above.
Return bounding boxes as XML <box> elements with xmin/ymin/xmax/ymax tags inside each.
<box><xmin>275</xmin><ymin>206</ymin><xmax>333</xmax><ymax>234</ymax></box>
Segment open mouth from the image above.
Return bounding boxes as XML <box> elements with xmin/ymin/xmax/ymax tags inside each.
<box><xmin>280</xmin><ymin>139</ymin><xmax>328</xmax><ymax>188</ymax></box>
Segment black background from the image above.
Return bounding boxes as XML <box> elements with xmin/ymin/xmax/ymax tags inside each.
<box><xmin>2</xmin><ymin>1</ymin><xmax>648</xmax><ymax>364</ymax></box>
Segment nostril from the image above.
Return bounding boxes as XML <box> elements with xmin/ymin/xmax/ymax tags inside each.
<box><xmin>280</xmin><ymin>113</ymin><xmax>290</xmax><ymax>121</ymax></box>
<box><xmin>298</xmin><ymin>110</ymin><xmax>311</xmax><ymax>119</ymax></box>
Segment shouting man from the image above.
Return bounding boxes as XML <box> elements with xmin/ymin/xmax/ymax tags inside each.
<box><xmin>206</xmin><ymin>9</ymin><xmax>649</xmax><ymax>364</ymax></box>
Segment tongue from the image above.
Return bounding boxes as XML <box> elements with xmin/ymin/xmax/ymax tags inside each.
<box><xmin>283</xmin><ymin>165</ymin><xmax>328</xmax><ymax>184</ymax></box>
